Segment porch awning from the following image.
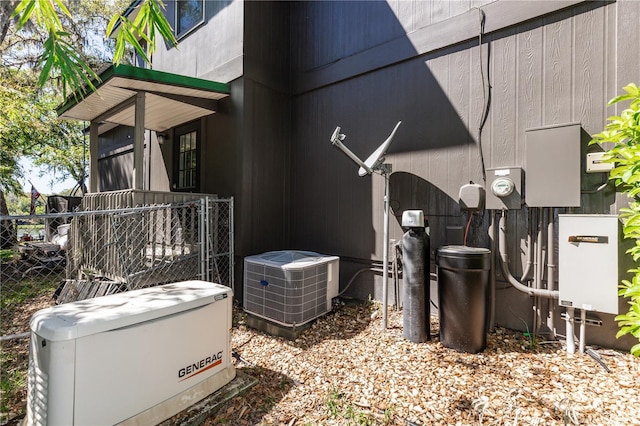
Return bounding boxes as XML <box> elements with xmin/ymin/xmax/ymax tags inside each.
<box><xmin>57</xmin><ymin>64</ymin><xmax>230</xmax><ymax>132</ymax></box>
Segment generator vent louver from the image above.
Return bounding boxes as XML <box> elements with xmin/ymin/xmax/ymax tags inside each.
<box><xmin>243</xmin><ymin>251</ymin><xmax>339</xmax><ymax>327</ymax></box>
<box><xmin>27</xmin><ymin>354</ymin><xmax>48</xmax><ymax>425</ymax></box>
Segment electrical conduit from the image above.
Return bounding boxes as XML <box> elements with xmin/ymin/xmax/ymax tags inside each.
<box><xmin>497</xmin><ymin>210</ymin><xmax>559</xmax><ymax>299</ymax></box>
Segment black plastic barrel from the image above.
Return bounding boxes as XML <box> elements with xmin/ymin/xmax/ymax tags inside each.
<box><xmin>402</xmin><ymin>228</ymin><xmax>430</xmax><ymax>342</ymax></box>
<box><xmin>436</xmin><ymin>246</ymin><xmax>491</xmax><ymax>353</ymax></box>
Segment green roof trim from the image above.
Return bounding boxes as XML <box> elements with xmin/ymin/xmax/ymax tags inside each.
<box><xmin>57</xmin><ymin>64</ymin><xmax>230</xmax><ymax>117</ymax></box>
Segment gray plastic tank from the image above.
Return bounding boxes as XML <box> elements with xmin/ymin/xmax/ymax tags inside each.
<box><xmin>436</xmin><ymin>246</ymin><xmax>491</xmax><ymax>353</ymax></box>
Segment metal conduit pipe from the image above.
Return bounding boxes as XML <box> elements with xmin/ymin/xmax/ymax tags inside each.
<box><xmin>535</xmin><ymin>207</ymin><xmax>544</xmax><ymax>292</ymax></box>
<box><xmin>533</xmin><ymin>207</ymin><xmax>544</xmax><ymax>334</ymax></box>
<box><xmin>547</xmin><ymin>207</ymin><xmax>557</xmax><ymax>335</ymax></box>
<box><xmin>520</xmin><ymin>218</ymin><xmax>534</xmax><ymax>281</ymax></box>
<box><xmin>498</xmin><ymin>210</ymin><xmax>559</xmax><ymax>299</ymax></box>
<box><xmin>489</xmin><ymin>212</ymin><xmax>496</xmax><ymax>330</ymax></box>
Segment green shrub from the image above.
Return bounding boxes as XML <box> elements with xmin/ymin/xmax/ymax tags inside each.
<box><xmin>591</xmin><ymin>83</ymin><xmax>640</xmax><ymax>356</ymax></box>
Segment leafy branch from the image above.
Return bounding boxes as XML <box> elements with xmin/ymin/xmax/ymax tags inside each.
<box><xmin>11</xmin><ymin>0</ymin><xmax>177</xmax><ymax>99</ymax></box>
<box><xmin>591</xmin><ymin>83</ymin><xmax>640</xmax><ymax>356</ymax></box>
<box><xmin>107</xmin><ymin>0</ymin><xmax>176</xmax><ymax>66</ymax></box>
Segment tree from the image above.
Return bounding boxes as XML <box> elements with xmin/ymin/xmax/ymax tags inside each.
<box><xmin>1</xmin><ymin>0</ymin><xmax>178</xmax><ymax>249</ymax></box>
<box><xmin>1</xmin><ymin>0</ymin><xmax>177</xmax><ymax>194</ymax></box>
<box><xmin>1</xmin><ymin>0</ymin><xmax>128</xmax><ymax>246</ymax></box>
<box><xmin>591</xmin><ymin>83</ymin><xmax>640</xmax><ymax>357</ymax></box>
<box><xmin>8</xmin><ymin>0</ymin><xmax>177</xmax><ymax>99</ymax></box>
<box><xmin>1</xmin><ymin>0</ymin><xmax>127</xmax><ymax>201</ymax></box>
<box><xmin>0</xmin><ymin>67</ymin><xmax>87</xmax><ymax>192</ymax></box>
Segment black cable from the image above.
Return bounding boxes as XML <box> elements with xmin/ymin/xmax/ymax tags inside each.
<box><xmin>231</xmin><ymin>350</ymin><xmax>254</xmax><ymax>367</ymax></box>
<box><xmin>477</xmin><ymin>8</ymin><xmax>491</xmax><ymax>184</ymax></box>
<box><xmin>585</xmin><ymin>348</ymin><xmax>611</xmax><ymax>373</ymax></box>
<box><xmin>430</xmin><ymin>299</ymin><xmax>438</xmax><ymax>311</ymax></box>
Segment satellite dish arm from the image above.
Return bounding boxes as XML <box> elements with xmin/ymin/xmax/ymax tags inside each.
<box><xmin>358</xmin><ymin>120</ymin><xmax>402</xmax><ymax>176</ymax></box>
<box><xmin>330</xmin><ymin>127</ymin><xmax>373</xmax><ymax>174</ymax></box>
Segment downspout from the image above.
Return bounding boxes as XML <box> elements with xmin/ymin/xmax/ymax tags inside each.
<box><xmin>498</xmin><ymin>210</ymin><xmax>559</xmax><ymax>299</ymax></box>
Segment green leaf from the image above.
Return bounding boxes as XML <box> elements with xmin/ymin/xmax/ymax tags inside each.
<box><xmin>109</xmin><ymin>0</ymin><xmax>177</xmax><ymax>67</ymax></box>
<box><xmin>13</xmin><ymin>0</ymin><xmax>36</xmax><ymax>29</ymax></box>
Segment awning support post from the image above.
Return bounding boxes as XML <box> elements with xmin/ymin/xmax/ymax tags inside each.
<box><xmin>89</xmin><ymin>121</ymin><xmax>99</xmax><ymax>193</ymax></box>
<box><xmin>134</xmin><ymin>92</ymin><xmax>146</xmax><ymax>190</ymax></box>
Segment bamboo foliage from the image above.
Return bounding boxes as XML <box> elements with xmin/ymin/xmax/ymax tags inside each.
<box><xmin>11</xmin><ymin>0</ymin><xmax>177</xmax><ymax>99</ymax></box>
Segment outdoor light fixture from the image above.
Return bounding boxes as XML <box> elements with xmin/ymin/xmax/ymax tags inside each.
<box><xmin>157</xmin><ymin>132</ymin><xmax>167</xmax><ymax>145</ymax></box>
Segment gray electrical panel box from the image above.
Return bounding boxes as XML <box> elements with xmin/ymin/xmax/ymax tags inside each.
<box><xmin>525</xmin><ymin>123</ymin><xmax>581</xmax><ymax>207</ymax></box>
<box><xmin>559</xmin><ymin>215</ymin><xmax>629</xmax><ymax>314</ymax></box>
<box><xmin>485</xmin><ymin>167</ymin><xmax>523</xmax><ymax>210</ymax></box>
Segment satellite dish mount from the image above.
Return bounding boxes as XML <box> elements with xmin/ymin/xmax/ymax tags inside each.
<box><xmin>329</xmin><ymin>121</ymin><xmax>402</xmax><ymax>330</ymax></box>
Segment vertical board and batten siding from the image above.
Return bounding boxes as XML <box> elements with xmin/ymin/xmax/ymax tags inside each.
<box><xmin>148</xmin><ymin>0</ymin><xmax>639</xmax><ymax>342</ymax></box>
<box><xmin>239</xmin><ymin>1</ymin><xmax>292</xmax><ymax>270</ymax></box>
<box><xmin>153</xmin><ymin>0</ymin><xmax>244</xmax><ymax>83</ymax></box>
<box><xmin>97</xmin><ymin>126</ymin><xmax>135</xmax><ymax>192</ymax></box>
<box><xmin>288</xmin><ymin>0</ymin><xmax>636</xmax><ymax>315</ymax></box>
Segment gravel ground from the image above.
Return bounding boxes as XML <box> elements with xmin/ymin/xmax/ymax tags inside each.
<box><xmin>206</xmin><ymin>302</ymin><xmax>640</xmax><ymax>426</ymax></box>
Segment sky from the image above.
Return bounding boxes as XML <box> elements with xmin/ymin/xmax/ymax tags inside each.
<box><xmin>19</xmin><ymin>158</ymin><xmax>77</xmax><ymax>195</ymax></box>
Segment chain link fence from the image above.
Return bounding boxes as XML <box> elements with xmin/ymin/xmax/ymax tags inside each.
<box><xmin>0</xmin><ymin>196</ymin><xmax>233</xmax><ymax>422</ymax></box>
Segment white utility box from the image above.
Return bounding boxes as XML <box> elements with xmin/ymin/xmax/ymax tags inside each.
<box><xmin>26</xmin><ymin>281</ymin><xmax>235</xmax><ymax>426</ymax></box>
<box><xmin>244</xmin><ymin>250</ymin><xmax>339</xmax><ymax>327</ymax></box>
<box><xmin>559</xmin><ymin>215</ymin><xmax>628</xmax><ymax>314</ymax></box>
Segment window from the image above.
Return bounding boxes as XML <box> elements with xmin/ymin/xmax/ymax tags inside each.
<box><xmin>176</xmin><ymin>0</ymin><xmax>204</xmax><ymax>38</ymax></box>
<box><xmin>174</xmin><ymin>122</ymin><xmax>200</xmax><ymax>191</ymax></box>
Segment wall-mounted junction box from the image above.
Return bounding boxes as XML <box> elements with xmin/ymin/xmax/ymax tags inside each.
<box><xmin>586</xmin><ymin>152</ymin><xmax>614</xmax><ymax>173</ymax></box>
<box><xmin>458</xmin><ymin>183</ymin><xmax>485</xmax><ymax>211</ymax></box>
<box><xmin>525</xmin><ymin>123</ymin><xmax>581</xmax><ymax>207</ymax></box>
<box><xmin>559</xmin><ymin>215</ymin><xmax>630</xmax><ymax>314</ymax></box>
<box><xmin>485</xmin><ymin>167</ymin><xmax>523</xmax><ymax>210</ymax></box>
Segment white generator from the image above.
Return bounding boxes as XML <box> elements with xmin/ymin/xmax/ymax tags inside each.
<box><xmin>26</xmin><ymin>281</ymin><xmax>235</xmax><ymax>426</ymax></box>
<box><xmin>244</xmin><ymin>250</ymin><xmax>339</xmax><ymax>327</ymax></box>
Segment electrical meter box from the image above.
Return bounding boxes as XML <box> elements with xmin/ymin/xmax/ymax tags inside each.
<box><xmin>485</xmin><ymin>167</ymin><xmax>523</xmax><ymax>210</ymax></box>
<box><xmin>559</xmin><ymin>215</ymin><xmax>630</xmax><ymax>314</ymax></box>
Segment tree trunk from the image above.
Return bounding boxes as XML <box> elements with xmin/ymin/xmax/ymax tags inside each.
<box><xmin>0</xmin><ymin>1</ymin><xmax>18</xmax><ymax>46</ymax></box>
<box><xmin>0</xmin><ymin>189</ymin><xmax>16</xmax><ymax>249</ymax></box>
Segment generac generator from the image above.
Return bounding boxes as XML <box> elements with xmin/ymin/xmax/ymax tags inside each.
<box><xmin>26</xmin><ymin>281</ymin><xmax>235</xmax><ymax>425</ymax></box>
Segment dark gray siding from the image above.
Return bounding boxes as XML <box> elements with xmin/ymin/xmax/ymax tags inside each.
<box><xmin>154</xmin><ymin>0</ymin><xmax>243</xmax><ymax>83</ymax></box>
<box><xmin>241</xmin><ymin>1</ymin><xmax>292</xmax><ymax>256</ymax></box>
<box><xmin>97</xmin><ymin>126</ymin><xmax>135</xmax><ymax>191</ymax></box>
<box><xmin>286</xmin><ymin>1</ymin><xmax>639</xmax><ymax>349</ymax></box>
<box><xmin>148</xmin><ymin>0</ymin><xmax>639</xmax><ymax>349</ymax></box>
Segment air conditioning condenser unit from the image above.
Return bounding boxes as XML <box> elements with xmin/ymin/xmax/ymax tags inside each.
<box><xmin>26</xmin><ymin>280</ymin><xmax>235</xmax><ymax>425</ymax></box>
<box><xmin>244</xmin><ymin>250</ymin><xmax>339</xmax><ymax>327</ymax></box>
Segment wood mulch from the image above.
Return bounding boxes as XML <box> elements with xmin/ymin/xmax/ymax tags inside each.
<box><xmin>2</xmin><ymin>299</ymin><xmax>639</xmax><ymax>425</ymax></box>
<box><xmin>205</xmin><ymin>302</ymin><xmax>640</xmax><ymax>426</ymax></box>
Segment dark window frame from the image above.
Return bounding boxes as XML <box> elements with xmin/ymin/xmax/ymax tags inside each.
<box><xmin>173</xmin><ymin>120</ymin><xmax>201</xmax><ymax>192</ymax></box>
<box><xmin>175</xmin><ymin>0</ymin><xmax>205</xmax><ymax>40</ymax></box>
